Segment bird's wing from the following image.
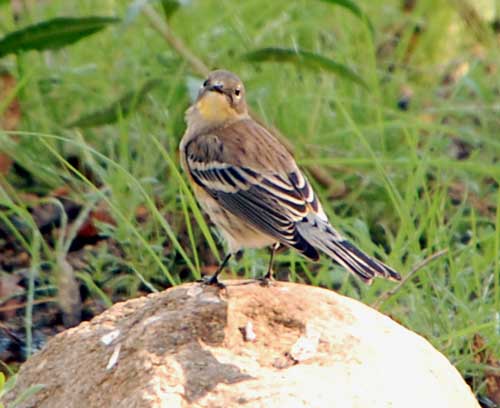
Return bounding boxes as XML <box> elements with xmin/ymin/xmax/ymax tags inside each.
<box><xmin>184</xmin><ymin>119</ymin><xmax>322</xmax><ymax>259</ymax></box>
<box><xmin>184</xmin><ymin>119</ymin><xmax>401</xmax><ymax>283</ymax></box>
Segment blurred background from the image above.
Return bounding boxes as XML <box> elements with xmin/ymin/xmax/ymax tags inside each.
<box><xmin>0</xmin><ymin>0</ymin><xmax>499</xmax><ymax>404</ymax></box>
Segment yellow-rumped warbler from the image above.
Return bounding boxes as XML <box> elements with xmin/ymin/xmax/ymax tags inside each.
<box><xmin>180</xmin><ymin>70</ymin><xmax>400</xmax><ymax>286</ymax></box>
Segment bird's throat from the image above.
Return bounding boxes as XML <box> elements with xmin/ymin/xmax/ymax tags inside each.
<box><xmin>195</xmin><ymin>92</ymin><xmax>236</xmax><ymax>124</ymax></box>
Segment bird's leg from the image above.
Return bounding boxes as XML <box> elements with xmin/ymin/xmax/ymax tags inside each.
<box><xmin>202</xmin><ymin>253</ymin><xmax>232</xmax><ymax>288</ymax></box>
<box><xmin>261</xmin><ymin>242</ymin><xmax>280</xmax><ymax>283</ymax></box>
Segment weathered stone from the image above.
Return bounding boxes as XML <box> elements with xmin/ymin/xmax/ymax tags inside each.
<box><xmin>4</xmin><ymin>281</ymin><xmax>479</xmax><ymax>407</ymax></box>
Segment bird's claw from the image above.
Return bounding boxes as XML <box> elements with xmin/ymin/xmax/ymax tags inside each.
<box><xmin>198</xmin><ymin>275</ymin><xmax>226</xmax><ymax>289</ymax></box>
<box><xmin>258</xmin><ymin>272</ymin><xmax>274</xmax><ymax>287</ymax></box>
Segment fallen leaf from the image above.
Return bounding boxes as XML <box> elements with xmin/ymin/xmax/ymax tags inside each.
<box><xmin>78</xmin><ymin>201</ymin><xmax>115</xmax><ymax>238</ymax></box>
<box><xmin>397</xmin><ymin>85</ymin><xmax>414</xmax><ymax>111</ymax></box>
<box><xmin>50</xmin><ymin>185</ymin><xmax>72</xmax><ymax>197</ymax></box>
<box><xmin>442</xmin><ymin>61</ymin><xmax>470</xmax><ymax>86</ymax></box>
<box><xmin>0</xmin><ymin>73</ymin><xmax>21</xmax><ymax>131</ymax></box>
<box><xmin>56</xmin><ymin>254</ymin><xmax>81</xmax><ymax>328</ymax></box>
<box><xmin>0</xmin><ymin>273</ymin><xmax>23</xmax><ymax>320</ymax></box>
<box><xmin>473</xmin><ymin>334</ymin><xmax>500</xmax><ymax>404</ymax></box>
<box><xmin>135</xmin><ymin>205</ymin><xmax>149</xmax><ymax>222</ymax></box>
<box><xmin>201</xmin><ymin>264</ymin><xmax>219</xmax><ymax>276</ymax></box>
<box><xmin>448</xmin><ymin>181</ymin><xmax>496</xmax><ymax>218</ymax></box>
<box><xmin>448</xmin><ymin>137</ymin><xmax>474</xmax><ymax>160</ymax></box>
<box><xmin>0</xmin><ymin>72</ymin><xmax>21</xmax><ymax>175</ymax></box>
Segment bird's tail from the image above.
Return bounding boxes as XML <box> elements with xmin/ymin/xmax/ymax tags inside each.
<box><xmin>296</xmin><ymin>215</ymin><xmax>401</xmax><ymax>284</ymax></box>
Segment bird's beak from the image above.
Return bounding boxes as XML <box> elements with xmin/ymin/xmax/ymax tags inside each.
<box><xmin>197</xmin><ymin>82</ymin><xmax>225</xmax><ymax>102</ymax></box>
<box><xmin>207</xmin><ymin>83</ymin><xmax>224</xmax><ymax>94</ymax></box>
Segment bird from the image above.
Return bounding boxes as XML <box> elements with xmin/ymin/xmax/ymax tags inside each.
<box><xmin>179</xmin><ymin>69</ymin><xmax>401</xmax><ymax>287</ymax></box>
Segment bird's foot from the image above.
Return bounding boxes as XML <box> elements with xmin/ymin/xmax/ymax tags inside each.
<box><xmin>197</xmin><ymin>274</ymin><xmax>225</xmax><ymax>289</ymax></box>
<box><xmin>258</xmin><ymin>271</ymin><xmax>275</xmax><ymax>287</ymax></box>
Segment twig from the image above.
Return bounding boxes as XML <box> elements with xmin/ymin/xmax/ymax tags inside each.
<box><xmin>142</xmin><ymin>4</ymin><xmax>209</xmax><ymax>76</ymax></box>
<box><xmin>141</xmin><ymin>4</ymin><xmax>337</xmax><ymax>189</ymax></box>
<box><xmin>0</xmin><ymin>297</ymin><xmax>57</xmax><ymax>313</ymax></box>
<box><xmin>372</xmin><ymin>248</ymin><xmax>449</xmax><ymax>309</ymax></box>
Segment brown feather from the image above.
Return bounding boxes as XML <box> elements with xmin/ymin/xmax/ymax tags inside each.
<box><xmin>179</xmin><ymin>70</ymin><xmax>400</xmax><ymax>283</ymax></box>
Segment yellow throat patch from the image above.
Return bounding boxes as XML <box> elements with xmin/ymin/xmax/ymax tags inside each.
<box><xmin>195</xmin><ymin>92</ymin><xmax>236</xmax><ymax>123</ymax></box>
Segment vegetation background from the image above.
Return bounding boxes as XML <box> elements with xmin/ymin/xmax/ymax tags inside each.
<box><xmin>0</xmin><ymin>0</ymin><xmax>499</xmax><ymax>404</ymax></box>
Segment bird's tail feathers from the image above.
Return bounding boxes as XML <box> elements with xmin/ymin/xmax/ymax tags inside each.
<box><xmin>297</xmin><ymin>217</ymin><xmax>400</xmax><ymax>284</ymax></box>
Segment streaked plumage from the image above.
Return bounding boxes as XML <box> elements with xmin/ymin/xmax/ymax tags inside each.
<box><xmin>180</xmin><ymin>70</ymin><xmax>401</xmax><ymax>285</ymax></box>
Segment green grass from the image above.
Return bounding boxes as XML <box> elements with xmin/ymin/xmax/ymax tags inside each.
<box><xmin>0</xmin><ymin>0</ymin><xmax>499</xmax><ymax>398</ymax></box>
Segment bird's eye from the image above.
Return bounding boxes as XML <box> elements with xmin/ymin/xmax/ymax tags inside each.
<box><xmin>234</xmin><ymin>88</ymin><xmax>241</xmax><ymax>96</ymax></box>
<box><xmin>203</xmin><ymin>79</ymin><xmax>209</xmax><ymax>87</ymax></box>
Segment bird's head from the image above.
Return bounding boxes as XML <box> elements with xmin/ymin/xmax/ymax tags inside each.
<box><xmin>193</xmin><ymin>70</ymin><xmax>248</xmax><ymax>124</ymax></box>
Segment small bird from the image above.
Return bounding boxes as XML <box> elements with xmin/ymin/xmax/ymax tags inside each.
<box><xmin>180</xmin><ymin>69</ymin><xmax>401</xmax><ymax>286</ymax></box>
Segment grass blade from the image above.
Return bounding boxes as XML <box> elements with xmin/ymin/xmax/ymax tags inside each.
<box><xmin>160</xmin><ymin>0</ymin><xmax>182</xmax><ymax>20</ymax></box>
<box><xmin>244</xmin><ymin>47</ymin><xmax>367</xmax><ymax>89</ymax></box>
<box><xmin>67</xmin><ymin>79</ymin><xmax>161</xmax><ymax>128</ymax></box>
<box><xmin>150</xmin><ymin>134</ymin><xmax>221</xmax><ymax>263</ymax></box>
<box><xmin>318</xmin><ymin>0</ymin><xmax>374</xmax><ymax>34</ymax></box>
<box><xmin>10</xmin><ymin>384</ymin><xmax>45</xmax><ymax>407</ymax></box>
<box><xmin>28</xmin><ymin>132</ymin><xmax>182</xmax><ymax>285</ymax></box>
<box><xmin>0</xmin><ymin>16</ymin><xmax>119</xmax><ymax>58</ymax></box>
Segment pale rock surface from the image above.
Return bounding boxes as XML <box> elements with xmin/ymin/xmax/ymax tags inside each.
<box><xmin>4</xmin><ymin>281</ymin><xmax>479</xmax><ymax>407</ymax></box>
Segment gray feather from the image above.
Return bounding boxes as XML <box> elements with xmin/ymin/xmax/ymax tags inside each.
<box><xmin>297</xmin><ymin>215</ymin><xmax>401</xmax><ymax>283</ymax></box>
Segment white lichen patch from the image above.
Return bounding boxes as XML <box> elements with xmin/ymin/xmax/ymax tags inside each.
<box><xmin>106</xmin><ymin>344</ymin><xmax>121</xmax><ymax>370</ymax></box>
<box><xmin>199</xmin><ymin>293</ymin><xmax>223</xmax><ymax>304</ymax></box>
<box><xmin>142</xmin><ymin>315</ymin><xmax>162</xmax><ymax>326</ymax></box>
<box><xmin>187</xmin><ymin>285</ymin><xmax>203</xmax><ymax>297</ymax></box>
<box><xmin>290</xmin><ymin>323</ymin><xmax>320</xmax><ymax>362</ymax></box>
<box><xmin>100</xmin><ymin>329</ymin><xmax>120</xmax><ymax>346</ymax></box>
<box><xmin>243</xmin><ymin>321</ymin><xmax>256</xmax><ymax>342</ymax></box>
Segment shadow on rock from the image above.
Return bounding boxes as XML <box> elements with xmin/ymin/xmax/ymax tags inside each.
<box><xmin>177</xmin><ymin>339</ymin><xmax>253</xmax><ymax>402</ymax></box>
<box><xmin>144</xmin><ymin>286</ymin><xmax>254</xmax><ymax>402</ymax></box>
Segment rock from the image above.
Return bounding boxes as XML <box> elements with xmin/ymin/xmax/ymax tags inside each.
<box><xmin>4</xmin><ymin>281</ymin><xmax>479</xmax><ymax>408</ymax></box>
